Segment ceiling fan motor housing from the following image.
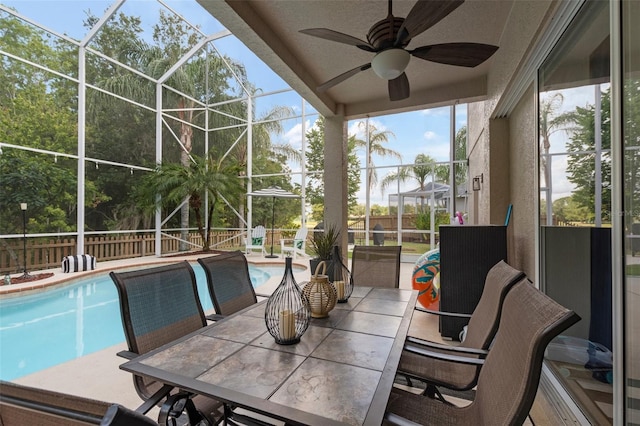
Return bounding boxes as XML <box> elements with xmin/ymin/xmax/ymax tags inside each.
<box><xmin>367</xmin><ymin>16</ymin><xmax>410</xmax><ymax>50</ymax></box>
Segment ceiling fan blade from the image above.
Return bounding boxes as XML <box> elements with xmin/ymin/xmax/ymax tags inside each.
<box><xmin>300</xmin><ymin>28</ymin><xmax>376</xmax><ymax>52</ymax></box>
<box><xmin>317</xmin><ymin>63</ymin><xmax>372</xmax><ymax>92</ymax></box>
<box><xmin>389</xmin><ymin>73</ymin><xmax>410</xmax><ymax>101</ymax></box>
<box><xmin>411</xmin><ymin>43</ymin><xmax>499</xmax><ymax>67</ymax></box>
<box><xmin>396</xmin><ymin>0</ymin><xmax>464</xmax><ymax>45</ymax></box>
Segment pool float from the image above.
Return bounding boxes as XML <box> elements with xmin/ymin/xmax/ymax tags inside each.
<box><xmin>412</xmin><ymin>247</ymin><xmax>440</xmax><ymax>309</ymax></box>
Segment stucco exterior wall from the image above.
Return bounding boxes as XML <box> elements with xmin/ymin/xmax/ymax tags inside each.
<box><xmin>467</xmin><ymin>1</ymin><xmax>556</xmax><ymax>272</ymax></box>
<box><xmin>468</xmin><ymin>102</ymin><xmax>490</xmax><ymax>224</ymax></box>
<box><xmin>488</xmin><ymin>118</ymin><xmax>511</xmax><ymax>226</ymax></box>
<box><xmin>508</xmin><ymin>84</ymin><xmax>537</xmax><ymax>278</ymax></box>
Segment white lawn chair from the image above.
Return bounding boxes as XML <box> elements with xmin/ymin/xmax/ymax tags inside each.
<box><xmin>280</xmin><ymin>227</ymin><xmax>308</xmax><ymax>259</ymax></box>
<box><xmin>245</xmin><ymin>226</ymin><xmax>267</xmax><ymax>256</ymax></box>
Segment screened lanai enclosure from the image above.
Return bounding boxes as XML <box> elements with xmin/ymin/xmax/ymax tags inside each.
<box><xmin>0</xmin><ymin>0</ymin><xmax>468</xmax><ymax>273</ymax></box>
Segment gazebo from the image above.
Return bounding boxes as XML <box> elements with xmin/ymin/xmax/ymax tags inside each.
<box><xmin>388</xmin><ymin>182</ymin><xmax>450</xmax><ymax>214</ymax></box>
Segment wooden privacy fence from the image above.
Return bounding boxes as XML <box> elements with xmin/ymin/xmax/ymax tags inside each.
<box><xmin>0</xmin><ymin>231</ymin><xmax>244</xmax><ymax>275</ymax></box>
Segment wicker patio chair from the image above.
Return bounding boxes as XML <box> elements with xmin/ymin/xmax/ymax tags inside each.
<box><xmin>197</xmin><ymin>251</ymin><xmax>258</xmax><ymax>319</ymax></box>
<box><xmin>398</xmin><ymin>260</ymin><xmax>525</xmax><ymax>398</ymax></box>
<box><xmin>384</xmin><ymin>281</ymin><xmax>580</xmax><ymax>426</ymax></box>
<box><xmin>351</xmin><ymin>245</ymin><xmax>402</xmax><ymax>288</ymax></box>
<box><xmin>0</xmin><ymin>380</ymin><xmax>157</xmax><ymax>425</ymax></box>
<box><xmin>109</xmin><ymin>262</ymin><xmax>222</xmax><ymax>425</ymax></box>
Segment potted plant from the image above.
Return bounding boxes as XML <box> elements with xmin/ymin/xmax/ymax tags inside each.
<box><xmin>309</xmin><ymin>224</ymin><xmax>340</xmax><ymax>279</ymax></box>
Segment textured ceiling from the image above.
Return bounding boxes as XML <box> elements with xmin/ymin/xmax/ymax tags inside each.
<box><xmin>198</xmin><ymin>0</ymin><xmax>515</xmax><ymax>119</ymax></box>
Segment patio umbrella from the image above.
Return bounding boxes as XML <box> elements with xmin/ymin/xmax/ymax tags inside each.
<box><xmin>248</xmin><ymin>187</ymin><xmax>299</xmax><ymax>258</ymax></box>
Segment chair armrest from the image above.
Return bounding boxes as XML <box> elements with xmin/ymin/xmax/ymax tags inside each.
<box><xmin>405</xmin><ymin>336</ymin><xmax>489</xmax><ymax>357</ymax></box>
<box><xmin>384</xmin><ymin>412</ymin><xmax>423</xmax><ymax>426</ymax></box>
<box><xmin>136</xmin><ymin>384</ymin><xmax>174</xmax><ymax>415</ymax></box>
<box><xmin>414</xmin><ymin>306</ymin><xmax>472</xmax><ymax>319</ymax></box>
<box><xmin>403</xmin><ymin>342</ymin><xmax>486</xmax><ymax>366</ymax></box>
<box><xmin>116</xmin><ymin>350</ymin><xmax>139</xmax><ymax>360</ymax></box>
<box><xmin>206</xmin><ymin>313</ymin><xmax>225</xmax><ymax>321</ymax></box>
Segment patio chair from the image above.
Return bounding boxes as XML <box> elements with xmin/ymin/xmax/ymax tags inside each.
<box><xmin>197</xmin><ymin>251</ymin><xmax>258</xmax><ymax>319</ymax></box>
<box><xmin>398</xmin><ymin>260</ymin><xmax>525</xmax><ymax>397</ymax></box>
<box><xmin>0</xmin><ymin>380</ymin><xmax>157</xmax><ymax>425</ymax></box>
<box><xmin>280</xmin><ymin>227</ymin><xmax>308</xmax><ymax>259</ymax></box>
<box><xmin>244</xmin><ymin>226</ymin><xmax>267</xmax><ymax>256</ymax></box>
<box><xmin>351</xmin><ymin>245</ymin><xmax>402</xmax><ymax>288</ymax></box>
<box><xmin>109</xmin><ymin>262</ymin><xmax>223</xmax><ymax>425</ymax></box>
<box><xmin>384</xmin><ymin>281</ymin><xmax>580</xmax><ymax>426</ymax></box>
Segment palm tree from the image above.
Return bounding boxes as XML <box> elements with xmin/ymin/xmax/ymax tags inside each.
<box><xmin>222</xmin><ymin>89</ymin><xmax>297</xmax><ymax>222</ymax></box>
<box><xmin>90</xmin><ymin>11</ymin><xmax>247</xmax><ymax>249</ymax></box>
<box><xmin>355</xmin><ymin>121</ymin><xmax>402</xmax><ymax>193</ymax></box>
<box><xmin>138</xmin><ymin>154</ymin><xmax>242</xmax><ymax>252</ymax></box>
<box><xmin>380</xmin><ymin>153</ymin><xmax>436</xmax><ymax>211</ymax></box>
<box><xmin>540</xmin><ymin>93</ymin><xmax>577</xmax><ymax>188</ymax></box>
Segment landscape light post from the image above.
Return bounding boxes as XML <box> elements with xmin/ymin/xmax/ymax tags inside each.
<box><xmin>20</xmin><ymin>203</ymin><xmax>30</xmax><ymax>278</ymax></box>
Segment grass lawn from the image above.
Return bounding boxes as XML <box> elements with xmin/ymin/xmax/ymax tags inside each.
<box><xmin>222</xmin><ymin>241</ymin><xmax>435</xmax><ymax>259</ymax></box>
<box><xmin>626</xmin><ymin>264</ymin><xmax>640</xmax><ymax>276</ymax></box>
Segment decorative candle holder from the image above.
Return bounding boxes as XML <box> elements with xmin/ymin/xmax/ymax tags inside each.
<box><xmin>265</xmin><ymin>257</ymin><xmax>310</xmax><ymax>344</ymax></box>
<box><xmin>302</xmin><ymin>261</ymin><xmax>337</xmax><ymax>318</ymax></box>
<box><xmin>331</xmin><ymin>245</ymin><xmax>353</xmax><ymax>303</ymax></box>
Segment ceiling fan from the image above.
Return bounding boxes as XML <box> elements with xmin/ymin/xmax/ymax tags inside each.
<box><xmin>300</xmin><ymin>0</ymin><xmax>499</xmax><ymax>101</ymax></box>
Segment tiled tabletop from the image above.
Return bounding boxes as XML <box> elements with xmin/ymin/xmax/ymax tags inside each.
<box><xmin>122</xmin><ymin>286</ymin><xmax>417</xmax><ymax>426</ymax></box>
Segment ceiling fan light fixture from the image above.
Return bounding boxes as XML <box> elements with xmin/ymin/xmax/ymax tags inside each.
<box><xmin>371</xmin><ymin>48</ymin><xmax>410</xmax><ymax>80</ymax></box>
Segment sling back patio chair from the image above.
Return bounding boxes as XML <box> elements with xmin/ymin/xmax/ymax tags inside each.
<box><xmin>351</xmin><ymin>245</ymin><xmax>402</xmax><ymax>288</ymax></box>
<box><xmin>197</xmin><ymin>251</ymin><xmax>258</xmax><ymax>319</ymax></box>
<box><xmin>398</xmin><ymin>260</ymin><xmax>525</xmax><ymax>397</ymax></box>
<box><xmin>109</xmin><ymin>262</ymin><xmax>223</xmax><ymax>425</ymax></box>
<box><xmin>280</xmin><ymin>227</ymin><xmax>308</xmax><ymax>259</ymax></box>
<box><xmin>244</xmin><ymin>226</ymin><xmax>267</xmax><ymax>256</ymax></box>
<box><xmin>0</xmin><ymin>380</ymin><xmax>157</xmax><ymax>426</ymax></box>
<box><xmin>384</xmin><ymin>281</ymin><xmax>580</xmax><ymax>426</ymax></box>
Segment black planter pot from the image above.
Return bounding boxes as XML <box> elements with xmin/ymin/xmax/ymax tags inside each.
<box><xmin>309</xmin><ymin>257</ymin><xmax>335</xmax><ymax>281</ymax></box>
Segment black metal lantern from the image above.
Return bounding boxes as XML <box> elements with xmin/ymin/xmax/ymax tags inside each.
<box><xmin>265</xmin><ymin>257</ymin><xmax>310</xmax><ymax>344</ymax></box>
<box><xmin>331</xmin><ymin>245</ymin><xmax>353</xmax><ymax>303</ymax></box>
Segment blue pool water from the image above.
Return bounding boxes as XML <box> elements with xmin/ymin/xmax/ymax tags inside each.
<box><xmin>0</xmin><ymin>263</ymin><xmax>290</xmax><ymax>381</ymax></box>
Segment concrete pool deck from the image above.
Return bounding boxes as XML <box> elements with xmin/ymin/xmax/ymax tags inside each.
<box><xmin>4</xmin><ymin>252</ymin><xmax>418</xmax><ymax>414</ymax></box>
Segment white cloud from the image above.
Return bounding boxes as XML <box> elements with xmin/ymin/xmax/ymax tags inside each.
<box><xmin>423</xmin><ymin>131</ymin><xmax>437</xmax><ymax>140</ymax></box>
<box><xmin>347</xmin><ymin>118</ymin><xmax>389</xmax><ymax>139</ymax></box>
<box><xmin>419</xmin><ymin>106</ymin><xmax>450</xmax><ymax>116</ymax></box>
<box><xmin>278</xmin><ymin>119</ymin><xmax>314</xmax><ymax>149</ymax></box>
<box><xmin>548</xmin><ymin>155</ymin><xmax>576</xmax><ymax>201</ymax></box>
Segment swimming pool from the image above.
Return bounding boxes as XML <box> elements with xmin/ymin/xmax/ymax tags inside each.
<box><xmin>0</xmin><ymin>262</ymin><xmax>293</xmax><ymax>381</ymax></box>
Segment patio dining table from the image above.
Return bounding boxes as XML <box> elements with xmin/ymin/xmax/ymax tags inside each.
<box><xmin>120</xmin><ymin>286</ymin><xmax>418</xmax><ymax>426</ymax></box>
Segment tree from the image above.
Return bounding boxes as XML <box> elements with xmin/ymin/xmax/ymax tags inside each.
<box><xmin>552</xmin><ymin>196</ymin><xmax>588</xmax><ymax>223</ymax></box>
<box><xmin>355</xmin><ymin>121</ymin><xmax>402</xmax><ymax>192</ymax></box>
<box><xmin>0</xmin><ymin>14</ymin><xmax>105</xmax><ymax>233</ymax></box>
<box><xmin>305</xmin><ymin>117</ymin><xmax>361</xmax><ymax>218</ymax></box>
<box><xmin>87</xmin><ymin>10</ymin><xmax>247</xmax><ymax>246</ymax></box>
<box><xmin>565</xmin><ymin>88</ymin><xmax>611</xmax><ymax>222</ymax></box>
<box><xmin>137</xmin><ymin>154</ymin><xmax>242</xmax><ymax>251</ymax></box>
<box><xmin>622</xmin><ymin>78</ymin><xmax>640</xmax><ymax>224</ymax></box>
<box><xmin>452</xmin><ymin>126</ymin><xmax>468</xmax><ymax>185</ymax></box>
<box><xmin>380</xmin><ymin>153</ymin><xmax>436</xmax><ymax>211</ymax></box>
<box><xmin>216</xmin><ymin>84</ymin><xmax>297</xmax><ymax>228</ymax></box>
<box><xmin>539</xmin><ymin>93</ymin><xmax>577</xmax><ymax>188</ymax></box>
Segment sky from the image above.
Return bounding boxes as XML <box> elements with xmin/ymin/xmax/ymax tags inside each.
<box><xmin>3</xmin><ymin>0</ymin><xmax>467</xmax><ymax>206</ymax></box>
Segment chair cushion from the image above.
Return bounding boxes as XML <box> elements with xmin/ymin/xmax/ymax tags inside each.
<box><xmin>295</xmin><ymin>240</ymin><xmax>304</xmax><ymax>249</ymax></box>
<box><xmin>252</xmin><ymin>237</ymin><xmax>263</xmax><ymax>245</ymax></box>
